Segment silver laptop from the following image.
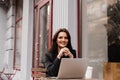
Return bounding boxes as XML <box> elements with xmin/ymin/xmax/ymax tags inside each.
<box><xmin>57</xmin><ymin>58</ymin><xmax>88</xmax><ymax>79</ymax></box>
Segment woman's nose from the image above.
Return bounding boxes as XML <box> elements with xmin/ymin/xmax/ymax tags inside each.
<box><xmin>62</xmin><ymin>38</ymin><xmax>66</xmax><ymax>41</ymax></box>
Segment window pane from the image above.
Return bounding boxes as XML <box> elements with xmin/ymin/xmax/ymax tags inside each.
<box><xmin>15</xmin><ymin>20</ymin><xmax>22</xmax><ymax>69</ymax></box>
<box><xmin>82</xmin><ymin>0</ymin><xmax>109</xmax><ymax>57</ymax></box>
<box><xmin>16</xmin><ymin>0</ymin><xmax>23</xmax><ymax>19</ymax></box>
<box><xmin>35</xmin><ymin>0</ymin><xmax>41</xmax><ymax>4</ymax></box>
<box><xmin>39</xmin><ymin>3</ymin><xmax>49</xmax><ymax>64</ymax></box>
<box><xmin>32</xmin><ymin>8</ymin><xmax>39</xmax><ymax>67</ymax></box>
<box><xmin>82</xmin><ymin>0</ymin><xmax>117</xmax><ymax>79</ymax></box>
<box><xmin>14</xmin><ymin>0</ymin><xmax>23</xmax><ymax>69</ymax></box>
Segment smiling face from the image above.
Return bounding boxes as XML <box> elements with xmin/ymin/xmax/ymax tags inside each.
<box><xmin>57</xmin><ymin>32</ymin><xmax>68</xmax><ymax>49</ymax></box>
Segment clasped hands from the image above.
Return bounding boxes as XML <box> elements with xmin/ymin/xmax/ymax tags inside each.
<box><xmin>57</xmin><ymin>47</ymin><xmax>73</xmax><ymax>59</ymax></box>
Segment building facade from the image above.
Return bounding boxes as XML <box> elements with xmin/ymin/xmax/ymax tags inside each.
<box><xmin>0</xmin><ymin>0</ymin><xmax>119</xmax><ymax>80</ymax></box>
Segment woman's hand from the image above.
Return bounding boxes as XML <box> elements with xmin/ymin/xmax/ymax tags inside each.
<box><xmin>63</xmin><ymin>47</ymin><xmax>73</xmax><ymax>58</ymax></box>
<box><xmin>57</xmin><ymin>47</ymin><xmax>73</xmax><ymax>59</ymax></box>
<box><xmin>57</xmin><ymin>48</ymin><xmax>64</xmax><ymax>59</ymax></box>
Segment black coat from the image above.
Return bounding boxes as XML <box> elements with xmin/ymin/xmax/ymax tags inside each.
<box><xmin>44</xmin><ymin>50</ymin><xmax>76</xmax><ymax>77</ymax></box>
<box><xmin>108</xmin><ymin>43</ymin><xmax>120</xmax><ymax>62</ymax></box>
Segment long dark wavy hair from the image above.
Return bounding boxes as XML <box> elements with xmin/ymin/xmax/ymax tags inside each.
<box><xmin>49</xmin><ymin>28</ymin><xmax>74</xmax><ymax>54</ymax></box>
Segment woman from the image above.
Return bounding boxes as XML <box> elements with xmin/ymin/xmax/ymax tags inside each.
<box><xmin>45</xmin><ymin>28</ymin><xmax>76</xmax><ymax>77</ymax></box>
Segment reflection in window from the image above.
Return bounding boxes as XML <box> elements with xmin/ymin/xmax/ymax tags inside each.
<box><xmin>82</xmin><ymin>0</ymin><xmax>109</xmax><ymax>79</ymax></box>
<box><xmin>35</xmin><ymin>0</ymin><xmax>41</xmax><ymax>4</ymax></box>
<box><xmin>33</xmin><ymin>8</ymin><xmax>38</xmax><ymax>67</ymax></box>
<box><xmin>107</xmin><ymin>0</ymin><xmax>120</xmax><ymax>62</ymax></box>
<box><xmin>39</xmin><ymin>3</ymin><xmax>50</xmax><ymax>64</ymax></box>
<box><xmin>14</xmin><ymin>0</ymin><xmax>23</xmax><ymax>69</ymax></box>
<box><xmin>15</xmin><ymin>21</ymin><xmax>22</xmax><ymax>69</ymax></box>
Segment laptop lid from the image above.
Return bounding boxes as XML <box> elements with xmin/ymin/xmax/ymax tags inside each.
<box><xmin>57</xmin><ymin>58</ymin><xmax>88</xmax><ymax>79</ymax></box>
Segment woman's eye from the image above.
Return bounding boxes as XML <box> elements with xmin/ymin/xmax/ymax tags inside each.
<box><xmin>65</xmin><ymin>37</ymin><xmax>68</xmax><ymax>39</ymax></box>
<box><xmin>58</xmin><ymin>36</ymin><xmax>68</xmax><ymax>39</ymax></box>
<box><xmin>58</xmin><ymin>37</ymin><xmax>62</xmax><ymax>39</ymax></box>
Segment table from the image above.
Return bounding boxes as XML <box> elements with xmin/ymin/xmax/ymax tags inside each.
<box><xmin>35</xmin><ymin>77</ymin><xmax>98</xmax><ymax>80</ymax></box>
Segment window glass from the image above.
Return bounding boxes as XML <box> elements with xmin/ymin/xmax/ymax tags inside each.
<box><xmin>14</xmin><ymin>0</ymin><xmax>23</xmax><ymax>69</ymax></box>
<box><xmin>39</xmin><ymin>3</ymin><xmax>50</xmax><ymax>64</ymax></box>
<box><xmin>35</xmin><ymin>0</ymin><xmax>41</xmax><ymax>4</ymax></box>
<box><xmin>82</xmin><ymin>0</ymin><xmax>117</xmax><ymax>79</ymax></box>
<box><xmin>32</xmin><ymin>8</ymin><xmax>38</xmax><ymax>67</ymax></box>
<box><xmin>16</xmin><ymin>0</ymin><xmax>23</xmax><ymax>19</ymax></box>
<box><xmin>15</xmin><ymin>21</ymin><xmax>22</xmax><ymax>69</ymax></box>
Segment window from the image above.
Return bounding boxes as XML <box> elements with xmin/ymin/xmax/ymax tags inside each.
<box><xmin>81</xmin><ymin>0</ymin><xmax>118</xmax><ymax>79</ymax></box>
<box><xmin>14</xmin><ymin>0</ymin><xmax>23</xmax><ymax>69</ymax></box>
<box><xmin>33</xmin><ymin>0</ymin><xmax>53</xmax><ymax>67</ymax></box>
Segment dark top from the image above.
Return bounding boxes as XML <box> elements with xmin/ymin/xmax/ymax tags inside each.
<box><xmin>108</xmin><ymin>43</ymin><xmax>120</xmax><ymax>62</ymax></box>
<box><xmin>44</xmin><ymin>50</ymin><xmax>76</xmax><ymax>77</ymax></box>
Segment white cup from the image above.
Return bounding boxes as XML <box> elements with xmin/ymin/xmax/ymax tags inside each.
<box><xmin>85</xmin><ymin>66</ymin><xmax>93</xmax><ymax>79</ymax></box>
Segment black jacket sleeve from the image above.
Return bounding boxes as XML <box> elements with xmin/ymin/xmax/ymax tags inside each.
<box><xmin>72</xmin><ymin>49</ymin><xmax>76</xmax><ymax>58</ymax></box>
<box><xmin>44</xmin><ymin>52</ymin><xmax>61</xmax><ymax>77</ymax></box>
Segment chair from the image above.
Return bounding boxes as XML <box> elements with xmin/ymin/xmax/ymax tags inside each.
<box><xmin>31</xmin><ymin>65</ymin><xmax>46</xmax><ymax>80</ymax></box>
<box><xmin>103</xmin><ymin>62</ymin><xmax>120</xmax><ymax>80</ymax></box>
<box><xmin>0</xmin><ymin>67</ymin><xmax>5</xmax><ymax>80</ymax></box>
<box><xmin>4</xmin><ymin>70</ymin><xmax>17</xmax><ymax>80</ymax></box>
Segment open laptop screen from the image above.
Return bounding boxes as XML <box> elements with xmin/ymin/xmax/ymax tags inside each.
<box><xmin>57</xmin><ymin>58</ymin><xmax>88</xmax><ymax>79</ymax></box>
